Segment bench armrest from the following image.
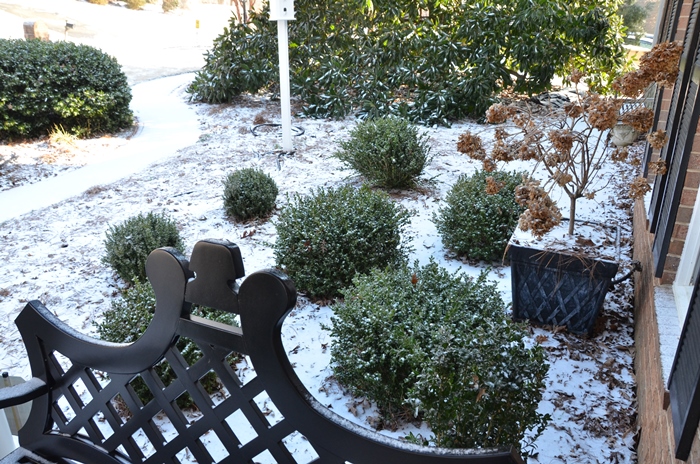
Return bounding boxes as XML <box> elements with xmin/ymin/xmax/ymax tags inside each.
<box><xmin>0</xmin><ymin>378</ymin><xmax>47</xmax><ymax>409</ymax></box>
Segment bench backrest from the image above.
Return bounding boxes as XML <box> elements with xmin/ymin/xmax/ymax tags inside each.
<box><xmin>10</xmin><ymin>239</ymin><xmax>524</xmax><ymax>464</ymax></box>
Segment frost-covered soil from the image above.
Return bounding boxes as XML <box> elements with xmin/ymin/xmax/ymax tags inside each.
<box><xmin>0</xmin><ymin>87</ymin><xmax>639</xmax><ymax>463</ymax></box>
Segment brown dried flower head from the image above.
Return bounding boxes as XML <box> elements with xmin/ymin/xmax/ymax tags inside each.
<box><xmin>518</xmin><ymin>143</ymin><xmax>539</xmax><ymax>161</ymax></box>
<box><xmin>587</xmin><ymin>95</ymin><xmax>621</xmax><ymax>131</ymax></box>
<box><xmin>612</xmin><ymin>72</ymin><xmax>649</xmax><ymax>99</ymax></box>
<box><xmin>639</xmin><ymin>41</ymin><xmax>683</xmax><ymax>87</ymax></box>
<box><xmin>549</xmin><ymin>129</ymin><xmax>574</xmax><ymax>154</ymax></box>
<box><xmin>621</xmin><ymin>106</ymin><xmax>654</xmax><ymax>133</ymax></box>
<box><xmin>485</xmin><ymin>103</ymin><xmax>511</xmax><ymax>124</ymax></box>
<box><xmin>630</xmin><ymin>177</ymin><xmax>652</xmax><ymax>199</ymax></box>
<box><xmin>483</xmin><ymin>158</ymin><xmax>497</xmax><ymax>172</ymax></box>
<box><xmin>647</xmin><ymin>159</ymin><xmax>668</xmax><ymax>176</ymax></box>
<box><xmin>492</xmin><ymin>140</ymin><xmax>515</xmax><ymax>162</ymax></box>
<box><xmin>457</xmin><ymin>132</ymin><xmax>486</xmax><ymax>159</ymax></box>
<box><xmin>647</xmin><ymin>130</ymin><xmax>669</xmax><ymax>149</ymax></box>
<box><xmin>494</xmin><ymin>127</ymin><xmax>508</xmax><ymax>141</ymax></box>
<box><xmin>611</xmin><ymin>147</ymin><xmax>629</xmax><ymax>162</ymax></box>
<box><xmin>553</xmin><ymin>170</ymin><xmax>573</xmax><ymax>187</ymax></box>
<box><xmin>513</xmin><ymin>113</ymin><xmax>531</xmax><ymax>129</ymax></box>
<box><xmin>485</xmin><ymin>176</ymin><xmax>505</xmax><ymax>195</ymax></box>
<box><xmin>564</xmin><ymin>102</ymin><xmax>584</xmax><ymax>118</ymax></box>
<box><xmin>584</xmin><ymin>192</ymin><xmax>595</xmax><ymax>200</ymax></box>
<box><xmin>513</xmin><ymin>176</ymin><xmax>563</xmax><ymax>237</ymax></box>
<box><xmin>569</xmin><ymin>69</ymin><xmax>585</xmax><ymax>85</ymax></box>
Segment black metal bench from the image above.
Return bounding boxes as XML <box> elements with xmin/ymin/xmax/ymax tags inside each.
<box><xmin>0</xmin><ymin>239</ymin><xmax>524</xmax><ymax>464</ymax></box>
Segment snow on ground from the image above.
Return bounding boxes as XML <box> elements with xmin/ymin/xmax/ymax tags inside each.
<box><xmin>0</xmin><ymin>79</ymin><xmax>638</xmax><ymax>462</ymax></box>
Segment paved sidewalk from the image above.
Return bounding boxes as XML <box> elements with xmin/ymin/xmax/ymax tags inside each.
<box><xmin>0</xmin><ymin>73</ymin><xmax>200</xmax><ymax>223</ymax></box>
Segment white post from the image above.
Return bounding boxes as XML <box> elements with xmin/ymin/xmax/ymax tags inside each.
<box><xmin>277</xmin><ymin>19</ymin><xmax>293</xmax><ymax>152</ymax></box>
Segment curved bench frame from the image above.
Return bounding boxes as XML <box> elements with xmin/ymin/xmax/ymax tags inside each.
<box><xmin>0</xmin><ymin>239</ymin><xmax>523</xmax><ymax>464</ymax></box>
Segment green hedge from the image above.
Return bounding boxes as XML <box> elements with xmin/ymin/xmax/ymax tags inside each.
<box><xmin>330</xmin><ymin>260</ymin><xmax>549</xmax><ymax>454</ymax></box>
<box><xmin>274</xmin><ymin>185</ymin><xmax>410</xmax><ymax>298</ymax></box>
<box><xmin>0</xmin><ymin>39</ymin><xmax>132</xmax><ymax>141</ymax></box>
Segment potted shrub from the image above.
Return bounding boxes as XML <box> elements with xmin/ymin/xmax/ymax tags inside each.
<box><xmin>456</xmin><ymin>42</ymin><xmax>682</xmax><ymax>334</ymax></box>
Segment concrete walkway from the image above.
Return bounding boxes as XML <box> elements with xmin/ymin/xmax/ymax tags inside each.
<box><xmin>0</xmin><ymin>73</ymin><xmax>200</xmax><ymax>223</ymax></box>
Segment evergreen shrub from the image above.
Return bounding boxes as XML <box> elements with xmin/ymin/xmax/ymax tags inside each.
<box><xmin>223</xmin><ymin>168</ymin><xmax>278</xmax><ymax>221</ymax></box>
<box><xmin>274</xmin><ymin>185</ymin><xmax>410</xmax><ymax>298</ymax></box>
<box><xmin>0</xmin><ymin>39</ymin><xmax>132</xmax><ymax>141</ymax></box>
<box><xmin>330</xmin><ymin>260</ymin><xmax>549</xmax><ymax>454</ymax></box>
<box><xmin>434</xmin><ymin>170</ymin><xmax>525</xmax><ymax>261</ymax></box>
<box><xmin>335</xmin><ymin>117</ymin><xmax>432</xmax><ymax>189</ymax></box>
<box><xmin>102</xmin><ymin>212</ymin><xmax>184</xmax><ymax>285</ymax></box>
<box><xmin>96</xmin><ymin>280</ymin><xmax>239</xmax><ymax>408</ymax></box>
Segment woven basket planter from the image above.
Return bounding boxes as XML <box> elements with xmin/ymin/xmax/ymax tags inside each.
<box><xmin>508</xmin><ymin>243</ymin><xmax>619</xmax><ymax>335</ymax></box>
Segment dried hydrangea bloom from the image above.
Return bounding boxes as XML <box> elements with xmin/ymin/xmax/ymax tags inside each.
<box><xmin>483</xmin><ymin>158</ymin><xmax>497</xmax><ymax>172</ymax></box>
<box><xmin>612</xmin><ymin>72</ymin><xmax>649</xmax><ymax>99</ymax></box>
<box><xmin>457</xmin><ymin>132</ymin><xmax>486</xmax><ymax>159</ymax></box>
<box><xmin>518</xmin><ymin>143</ymin><xmax>539</xmax><ymax>161</ymax></box>
<box><xmin>494</xmin><ymin>127</ymin><xmax>508</xmax><ymax>141</ymax></box>
<box><xmin>630</xmin><ymin>177</ymin><xmax>652</xmax><ymax>199</ymax></box>
<box><xmin>545</xmin><ymin>152</ymin><xmax>566</xmax><ymax>167</ymax></box>
<box><xmin>621</xmin><ymin>106</ymin><xmax>654</xmax><ymax>132</ymax></box>
<box><xmin>639</xmin><ymin>41</ymin><xmax>683</xmax><ymax>86</ymax></box>
<box><xmin>485</xmin><ymin>176</ymin><xmax>504</xmax><ymax>195</ymax></box>
<box><xmin>648</xmin><ymin>159</ymin><xmax>668</xmax><ymax>175</ymax></box>
<box><xmin>492</xmin><ymin>139</ymin><xmax>514</xmax><ymax>162</ymax></box>
<box><xmin>584</xmin><ymin>191</ymin><xmax>595</xmax><ymax>200</ymax></box>
<box><xmin>549</xmin><ymin>129</ymin><xmax>574</xmax><ymax>154</ymax></box>
<box><xmin>513</xmin><ymin>113</ymin><xmax>530</xmax><ymax>129</ymax></box>
<box><xmin>647</xmin><ymin>130</ymin><xmax>669</xmax><ymax>149</ymax></box>
<box><xmin>564</xmin><ymin>102</ymin><xmax>584</xmax><ymax>118</ymax></box>
<box><xmin>569</xmin><ymin>69</ymin><xmax>585</xmax><ymax>84</ymax></box>
<box><xmin>611</xmin><ymin>147</ymin><xmax>629</xmax><ymax>162</ymax></box>
<box><xmin>485</xmin><ymin>103</ymin><xmax>511</xmax><ymax>124</ymax></box>
<box><xmin>587</xmin><ymin>95</ymin><xmax>621</xmax><ymax>131</ymax></box>
<box><xmin>518</xmin><ymin>201</ymin><xmax>563</xmax><ymax>238</ymax></box>
<box><xmin>553</xmin><ymin>170</ymin><xmax>573</xmax><ymax>186</ymax></box>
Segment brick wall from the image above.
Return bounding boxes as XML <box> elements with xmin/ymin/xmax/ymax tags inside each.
<box><xmin>659</xmin><ymin>119</ymin><xmax>700</xmax><ymax>284</ymax></box>
<box><xmin>634</xmin><ymin>198</ymin><xmax>700</xmax><ymax>463</ymax></box>
<box><xmin>634</xmin><ymin>199</ymin><xmax>676</xmax><ymax>463</ymax></box>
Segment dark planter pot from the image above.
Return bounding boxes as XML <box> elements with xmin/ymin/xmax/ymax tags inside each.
<box><xmin>508</xmin><ymin>243</ymin><xmax>619</xmax><ymax>335</ymax></box>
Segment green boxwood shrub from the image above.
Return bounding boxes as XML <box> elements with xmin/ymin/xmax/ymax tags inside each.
<box><xmin>223</xmin><ymin>168</ymin><xmax>279</xmax><ymax>221</ymax></box>
<box><xmin>434</xmin><ymin>170</ymin><xmax>525</xmax><ymax>262</ymax></box>
<box><xmin>330</xmin><ymin>260</ymin><xmax>549</xmax><ymax>454</ymax></box>
<box><xmin>103</xmin><ymin>212</ymin><xmax>184</xmax><ymax>285</ymax></box>
<box><xmin>0</xmin><ymin>39</ymin><xmax>132</xmax><ymax>141</ymax></box>
<box><xmin>335</xmin><ymin>117</ymin><xmax>432</xmax><ymax>189</ymax></box>
<box><xmin>96</xmin><ymin>280</ymin><xmax>239</xmax><ymax>408</ymax></box>
<box><xmin>274</xmin><ymin>185</ymin><xmax>411</xmax><ymax>299</ymax></box>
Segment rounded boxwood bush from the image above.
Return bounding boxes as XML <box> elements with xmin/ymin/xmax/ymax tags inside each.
<box><xmin>223</xmin><ymin>168</ymin><xmax>279</xmax><ymax>221</ymax></box>
<box><xmin>330</xmin><ymin>260</ymin><xmax>549</xmax><ymax>454</ymax></box>
<box><xmin>434</xmin><ymin>170</ymin><xmax>525</xmax><ymax>261</ymax></box>
<box><xmin>96</xmin><ymin>279</ymin><xmax>239</xmax><ymax>408</ymax></box>
<box><xmin>334</xmin><ymin>117</ymin><xmax>432</xmax><ymax>189</ymax></box>
<box><xmin>103</xmin><ymin>212</ymin><xmax>184</xmax><ymax>285</ymax></box>
<box><xmin>0</xmin><ymin>39</ymin><xmax>132</xmax><ymax>141</ymax></box>
<box><xmin>274</xmin><ymin>185</ymin><xmax>411</xmax><ymax>298</ymax></box>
